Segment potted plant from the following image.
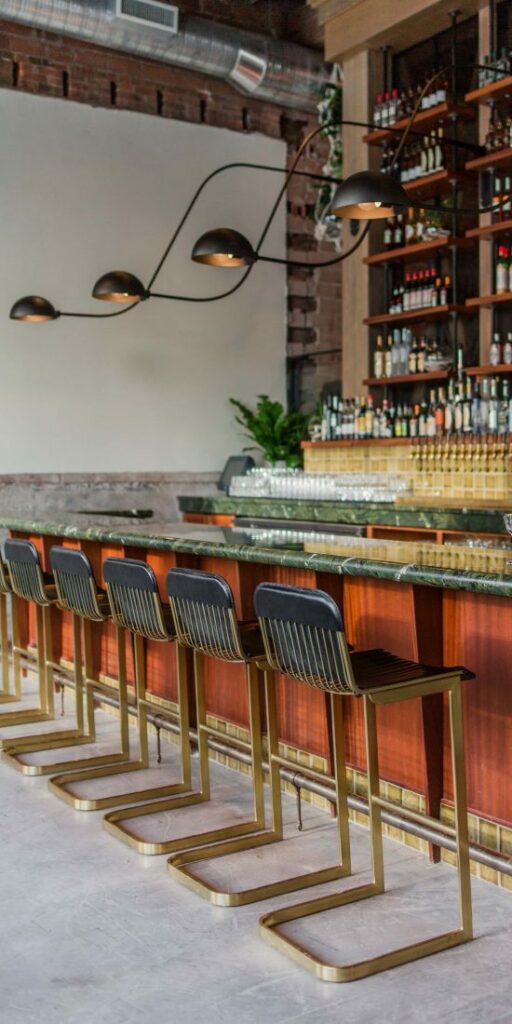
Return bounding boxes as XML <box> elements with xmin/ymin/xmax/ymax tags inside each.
<box><xmin>230</xmin><ymin>394</ymin><xmax>309</xmax><ymax>468</ymax></box>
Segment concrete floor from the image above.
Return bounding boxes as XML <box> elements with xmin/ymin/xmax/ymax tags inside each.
<box><xmin>1</xmin><ymin>685</ymin><xmax>512</xmax><ymax>1024</ymax></box>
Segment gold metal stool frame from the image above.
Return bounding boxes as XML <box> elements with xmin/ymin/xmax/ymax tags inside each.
<box><xmin>0</xmin><ymin>540</ymin><xmax>83</xmax><ymax>752</ymax></box>
<box><xmin>105</xmin><ymin>567</ymin><xmax>349</xmax><ymax>908</ymax></box>
<box><xmin>49</xmin><ymin>556</ymin><xmax>193</xmax><ymax>812</ymax></box>
<box><xmin>4</xmin><ymin>547</ymin><xmax>134</xmax><ymax>779</ymax></box>
<box><xmin>253</xmin><ymin>582</ymin><xmax>473</xmax><ymax>983</ymax></box>
<box><xmin>0</xmin><ymin>554</ymin><xmax>60</xmax><ymax>723</ymax></box>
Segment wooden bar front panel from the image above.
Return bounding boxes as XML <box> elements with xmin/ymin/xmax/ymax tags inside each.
<box><xmin>14</xmin><ymin>529</ymin><xmax>512</xmax><ymax>831</ymax></box>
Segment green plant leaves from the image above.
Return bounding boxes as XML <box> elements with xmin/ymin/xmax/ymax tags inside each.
<box><xmin>229</xmin><ymin>394</ymin><xmax>309</xmax><ymax>468</ymax></box>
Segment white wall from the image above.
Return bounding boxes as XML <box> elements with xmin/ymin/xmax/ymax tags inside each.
<box><xmin>0</xmin><ymin>90</ymin><xmax>286</xmax><ymax>473</ymax></box>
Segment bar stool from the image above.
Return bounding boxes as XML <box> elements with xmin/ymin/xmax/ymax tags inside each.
<box><xmin>0</xmin><ymin>539</ymin><xmax>80</xmax><ymax>751</ymax></box>
<box><xmin>106</xmin><ymin>567</ymin><xmax>347</xmax><ymax>907</ymax></box>
<box><xmin>5</xmin><ymin>546</ymin><xmax>132</xmax><ymax>778</ymax></box>
<box><xmin>49</xmin><ymin>556</ymin><xmax>193</xmax><ymax>812</ymax></box>
<box><xmin>0</xmin><ymin>556</ymin><xmax>14</xmax><ymax>702</ymax></box>
<box><xmin>253</xmin><ymin>582</ymin><xmax>474</xmax><ymax>982</ymax></box>
<box><xmin>105</xmin><ymin>566</ymin><xmax>269</xmax><ymax>868</ymax></box>
<box><xmin>0</xmin><ymin>549</ymin><xmax>53</xmax><ymax>720</ymax></box>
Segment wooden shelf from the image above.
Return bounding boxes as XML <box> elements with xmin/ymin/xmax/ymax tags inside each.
<box><xmin>402</xmin><ymin>169</ymin><xmax>466</xmax><ymax>201</ymax></box>
<box><xmin>363</xmin><ymin>102</ymin><xmax>474</xmax><ymax>145</ymax></box>
<box><xmin>466</xmin><ymin>291</ymin><xmax>512</xmax><ymax>309</ymax></box>
<box><xmin>364</xmin><ymin>236</ymin><xmax>472</xmax><ymax>266</ymax></box>
<box><xmin>465</xmin><ymin>364</ymin><xmax>512</xmax><ymax>376</ymax></box>
<box><xmin>465</xmin><ymin>75</ymin><xmax>512</xmax><ymax>106</ymax></box>
<box><xmin>364</xmin><ymin>304</ymin><xmax>471</xmax><ymax>326</ymax></box>
<box><xmin>466</xmin><ymin>218</ymin><xmax>512</xmax><ymax>240</ymax></box>
<box><xmin>301</xmin><ymin>438</ymin><xmax>411</xmax><ymax>449</ymax></box>
<box><xmin>465</xmin><ymin>148</ymin><xmax>512</xmax><ymax>174</ymax></box>
<box><xmin>363</xmin><ymin>370</ymin><xmax>452</xmax><ymax>387</ymax></box>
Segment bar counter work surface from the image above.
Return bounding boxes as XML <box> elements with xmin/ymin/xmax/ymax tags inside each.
<box><xmin>3</xmin><ymin>512</ymin><xmax>512</xmax><ymax>859</ymax></box>
<box><xmin>1</xmin><ymin>513</ymin><xmax>512</xmax><ymax>594</ymax></box>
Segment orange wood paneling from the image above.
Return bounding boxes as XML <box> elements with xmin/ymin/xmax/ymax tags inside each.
<box><xmin>183</xmin><ymin>513</ymin><xmax>234</xmax><ymax>526</ymax></box>
<box><xmin>442</xmin><ymin>590</ymin><xmax>512</xmax><ymax>824</ymax></box>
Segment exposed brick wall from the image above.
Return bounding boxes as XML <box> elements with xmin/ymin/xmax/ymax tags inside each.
<box><xmin>0</xmin><ymin>14</ymin><xmax>341</xmax><ymax>410</ymax></box>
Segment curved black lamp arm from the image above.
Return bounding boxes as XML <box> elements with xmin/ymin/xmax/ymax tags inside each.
<box><xmin>59</xmin><ymin>302</ymin><xmax>140</xmax><ymax>319</ymax></box>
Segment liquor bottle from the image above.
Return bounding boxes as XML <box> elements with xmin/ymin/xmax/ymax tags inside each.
<box><xmin>384</xmin><ymin>335</ymin><xmax>393</xmax><ymax>377</ymax></box>
<box><xmin>472</xmin><ymin>380</ymin><xmax>482</xmax><ymax>435</ymax></box>
<box><xmin>383</xmin><ymin>215</ymin><xmax>394</xmax><ymax>249</ymax></box>
<box><xmin>496</xmin><ymin>246</ymin><xmax>509</xmax><ymax>293</ymax></box>
<box><xmin>400</xmin><ymin>328</ymin><xmax>410</xmax><ymax>373</ymax></box>
<box><xmin>499</xmin><ymin>379</ymin><xmax>510</xmax><ymax>434</ymax></box>
<box><xmin>408</xmin><ymin>335</ymin><xmax>418</xmax><ymax>374</ymax></box>
<box><xmin>374</xmin><ymin>334</ymin><xmax>384</xmax><ymax>378</ymax></box>
<box><xmin>434</xmin><ymin>128</ymin><xmax>444</xmax><ymax>171</ymax></box>
<box><xmin>393</xmin><ymin>213</ymin><xmax>404</xmax><ymax>247</ymax></box>
<box><xmin>490</xmin><ymin>332</ymin><xmax>502</xmax><ymax>366</ymax></box>
<box><xmin>435</xmin><ymin>387</ymin><xmax>446</xmax><ymax>437</ymax></box>
<box><xmin>426</xmin><ymin>389</ymin><xmax>437</xmax><ymax>437</ymax></box>
<box><xmin>493</xmin><ymin>176</ymin><xmax>504</xmax><ymax>224</ymax></box>
<box><xmin>416</xmin><ymin>338</ymin><xmax>427</xmax><ymax>373</ymax></box>
<box><xmin>444</xmin><ymin>380</ymin><xmax>455</xmax><ymax>435</ymax></box>
<box><xmin>453</xmin><ymin>381</ymin><xmax>464</xmax><ymax>433</ymax></box>
<box><xmin>405</xmin><ymin>208</ymin><xmax>416</xmax><ymax>245</ymax></box>
<box><xmin>488</xmin><ymin>377</ymin><xmax>499</xmax><ymax>434</ymax></box>
<box><xmin>365</xmin><ymin>394</ymin><xmax>374</xmax><ymax>437</ymax></box>
<box><xmin>403</xmin><ymin>271</ymin><xmax>412</xmax><ymax>311</ymax></box>
<box><xmin>391</xmin><ymin>330</ymin><xmax>401</xmax><ymax>375</ymax></box>
<box><xmin>409</xmin><ymin>404</ymin><xmax>419</xmax><ymax>438</ymax></box>
<box><xmin>503</xmin><ymin>332</ymin><xmax>512</xmax><ymax>365</ymax></box>
<box><xmin>373</xmin><ymin>94</ymin><xmax>383</xmax><ymax>127</ymax></box>
<box><xmin>440</xmin><ymin>274</ymin><xmax>452</xmax><ymax>305</ymax></box>
<box><xmin>418</xmin><ymin>400</ymin><xmax>428</xmax><ymax>437</ymax></box>
<box><xmin>462</xmin><ymin>378</ymin><xmax>473</xmax><ymax>433</ymax></box>
<box><xmin>480</xmin><ymin>376</ymin><xmax>490</xmax><ymax>432</ymax></box>
<box><xmin>503</xmin><ymin>177</ymin><xmax>512</xmax><ymax>221</ymax></box>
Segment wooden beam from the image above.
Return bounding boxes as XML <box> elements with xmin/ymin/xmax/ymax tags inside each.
<box><xmin>310</xmin><ymin>0</ymin><xmax>484</xmax><ymax>62</ymax></box>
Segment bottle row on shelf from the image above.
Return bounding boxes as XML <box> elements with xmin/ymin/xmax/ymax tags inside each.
<box><xmin>485</xmin><ymin>108</ymin><xmax>512</xmax><ymax>152</ymax></box>
<box><xmin>388</xmin><ymin>270</ymin><xmax>452</xmax><ymax>314</ymax></box>
<box><xmin>496</xmin><ymin>246</ymin><xmax>512</xmax><ymax>293</ymax></box>
<box><xmin>381</xmin><ymin>132</ymin><xmax>449</xmax><ymax>183</ymax></box>
<box><xmin>492</xmin><ymin>177</ymin><xmax>512</xmax><ymax>223</ymax></box>
<box><xmin>373</xmin><ymin>330</ymin><xmax>451</xmax><ymax>378</ymax></box>
<box><xmin>383</xmin><ymin>208</ymin><xmax>450</xmax><ymax>250</ymax></box>
<box><xmin>372</xmin><ymin>73</ymin><xmax>450</xmax><ymax>129</ymax></box>
<box><xmin>479</xmin><ymin>50</ymin><xmax>512</xmax><ymax>88</ymax></box>
<box><xmin>322</xmin><ymin>375</ymin><xmax>512</xmax><ymax>442</ymax></box>
<box><xmin>490</xmin><ymin>330</ymin><xmax>512</xmax><ymax>366</ymax></box>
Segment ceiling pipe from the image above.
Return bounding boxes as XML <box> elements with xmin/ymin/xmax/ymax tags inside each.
<box><xmin>0</xmin><ymin>0</ymin><xmax>329</xmax><ymax>111</ymax></box>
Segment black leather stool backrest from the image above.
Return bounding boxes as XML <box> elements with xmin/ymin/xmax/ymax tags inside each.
<box><xmin>254</xmin><ymin>582</ymin><xmax>356</xmax><ymax>695</ymax></box>
<box><xmin>103</xmin><ymin>557</ymin><xmax>174</xmax><ymax>641</ymax></box>
<box><xmin>50</xmin><ymin>547</ymin><xmax>108</xmax><ymax>623</ymax></box>
<box><xmin>166</xmin><ymin>567</ymin><xmax>245</xmax><ymax>662</ymax></box>
<box><xmin>4</xmin><ymin>539</ymin><xmax>53</xmax><ymax>606</ymax></box>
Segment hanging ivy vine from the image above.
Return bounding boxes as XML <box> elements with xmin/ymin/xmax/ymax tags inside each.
<box><xmin>312</xmin><ymin>66</ymin><xmax>343</xmax><ymax>249</ymax></box>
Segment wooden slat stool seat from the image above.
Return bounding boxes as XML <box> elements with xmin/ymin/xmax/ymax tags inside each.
<box><xmin>50</xmin><ymin>556</ymin><xmax>193</xmax><ymax>812</ymax></box>
<box><xmin>254</xmin><ymin>581</ymin><xmax>474</xmax><ymax>983</ymax></box>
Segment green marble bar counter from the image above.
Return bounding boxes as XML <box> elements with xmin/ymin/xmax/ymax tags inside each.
<box><xmin>3</xmin><ymin>512</ymin><xmax>512</xmax><ymax>867</ymax></box>
<box><xmin>1</xmin><ymin>513</ymin><xmax>512</xmax><ymax>597</ymax></box>
<box><xmin>177</xmin><ymin>494</ymin><xmax>510</xmax><ymax>535</ymax></box>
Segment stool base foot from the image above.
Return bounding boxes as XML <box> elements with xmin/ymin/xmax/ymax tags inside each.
<box><xmin>49</xmin><ymin>761</ymin><xmax>191</xmax><ymax>812</ymax></box>
<box><xmin>0</xmin><ymin>709</ymin><xmax>53</xmax><ymax>737</ymax></box>
<box><xmin>169</xmin><ymin>835</ymin><xmax>351</xmax><ymax>907</ymax></box>
<box><xmin>1</xmin><ymin>741</ymin><xmax>131</xmax><ymax>777</ymax></box>
<box><xmin>104</xmin><ymin>797</ymin><xmax>267</xmax><ymax>858</ymax></box>
<box><xmin>259</xmin><ymin>883</ymin><xmax>473</xmax><ymax>982</ymax></box>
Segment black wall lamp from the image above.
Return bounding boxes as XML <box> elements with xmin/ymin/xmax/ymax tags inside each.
<box><xmin>9</xmin><ymin>61</ymin><xmax>501</xmax><ymax>324</ymax></box>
